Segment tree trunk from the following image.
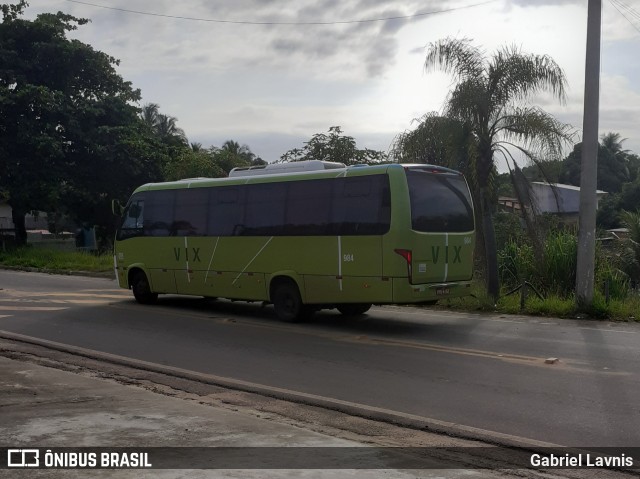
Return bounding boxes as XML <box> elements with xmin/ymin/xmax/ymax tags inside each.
<box><xmin>480</xmin><ymin>188</ymin><xmax>500</xmax><ymax>303</ymax></box>
<box><xmin>11</xmin><ymin>207</ymin><xmax>27</xmax><ymax>246</ymax></box>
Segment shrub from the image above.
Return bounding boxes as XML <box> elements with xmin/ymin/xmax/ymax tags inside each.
<box><xmin>498</xmin><ymin>239</ymin><xmax>535</xmax><ymax>289</ymax></box>
<box><xmin>541</xmin><ymin>231</ymin><xmax>577</xmax><ymax>296</ymax></box>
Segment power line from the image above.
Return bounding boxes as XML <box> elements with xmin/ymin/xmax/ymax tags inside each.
<box><xmin>613</xmin><ymin>0</ymin><xmax>640</xmax><ymax>20</ymax></box>
<box><xmin>609</xmin><ymin>0</ymin><xmax>640</xmax><ymax>34</ymax></box>
<box><xmin>64</xmin><ymin>0</ymin><xmax>498</xmax><ymax>26</ymax></box>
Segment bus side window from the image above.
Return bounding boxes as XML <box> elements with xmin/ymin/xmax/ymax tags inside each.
<box><xmin>173</xmin><ymin>188</ymin><xmax>208</xmax><ymax>236</ymax></box>
<box><xmin>244</xmin><ymin>183</ymin><xmax>287</xmax><ymax>236</ymax></box>
<box><xmin>144</xmin><ymin>190</ymin><xmax>175</xmax><ymax>237</ymax></box>
<box><xmin>208</xmin><ymin>186</ymin><xmax>244</xmax><ymax>236</ymax></box>
<box><xmin>285</xmin><ymin>179</ymin><xmax>332</xmax><ymax>235</ymax></box>
<box><xmin>332</xmin><ymin>176</ymin><xmax>389</xmax><ymax>235</ymax></box>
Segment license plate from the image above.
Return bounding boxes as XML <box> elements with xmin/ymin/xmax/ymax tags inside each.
<box><xmin>435</xmin><ymin>287</ymin><xmax>450</xmax><ymax>296</ymax></box>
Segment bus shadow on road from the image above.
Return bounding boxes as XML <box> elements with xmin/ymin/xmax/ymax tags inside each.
<box><xmin>149</xmin><ymin>296</ymin><xmax>460</xmax><ymax>339</ymax></box>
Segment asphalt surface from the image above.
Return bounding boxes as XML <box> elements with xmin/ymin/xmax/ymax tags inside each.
<box><xmin>1</xmin><ymin>270</ymin><xmax>639</xmax><ymax>450</ymax></box>
<box><xmin>1</xmin><ymin>345</ymin><xmax>635</xmax><ymax>479</ymax></box>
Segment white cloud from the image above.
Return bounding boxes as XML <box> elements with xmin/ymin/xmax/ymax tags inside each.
<box><xmin>22</xmin><ymin>0</ymin><xmax>640</xmax><ymax>163</ymax></box>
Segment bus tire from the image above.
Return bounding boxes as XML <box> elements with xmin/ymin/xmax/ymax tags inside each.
<box><xmin>337</xmin><ymin>303</ymin><xmax>372</xmax><ymax>316</ymax></box>
<box><xmin>272</xmin><ymin>280</ymin><xmax>312</xmax><ymax>322</ymax></box>
<box><xmin>131</xmin><ymin>271</ymin><xmax>158</xmax><ymax>305</ymax></box>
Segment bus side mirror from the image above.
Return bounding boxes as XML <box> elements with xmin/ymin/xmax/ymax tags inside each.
<box><xmin>111</xmin><ymin>199</ymin><xmax>124</xmax><ymax>216</ymax></box>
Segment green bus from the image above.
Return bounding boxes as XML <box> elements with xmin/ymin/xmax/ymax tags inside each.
<box><xmin>113</xmin><ymin>161</ymin><xmax>475</xmax><ymax>321</ymax></box>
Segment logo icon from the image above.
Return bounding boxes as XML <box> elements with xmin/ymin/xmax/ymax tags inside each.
<box><xmin>7</xmin><ymin>449</ymin><xmax>39</xmax><ymax>468</ymax></box>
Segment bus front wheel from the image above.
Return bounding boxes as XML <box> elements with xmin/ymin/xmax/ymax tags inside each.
<box><xmin>337</xmin><ymin>303</ymin><xmax>372</xmax><ymax>316</ymax></box>
<box><xmin>272</xmin><ymin>281</ymin><xmax>312</xmax><ymax>322</ymax></box>
<box><xmin>131</xmin><ymin>271</ymin><xmax>158</xmax><ymax>305</ymax></box>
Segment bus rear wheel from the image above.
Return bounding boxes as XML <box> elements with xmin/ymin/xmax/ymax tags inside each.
<box><xmin>337</xmin><ymin>303</ymin><xmax>372</xmax><ymax>316</ymax></box>
<box><xmin>272</xmin><ymin>281</ymin><xmax>312</xmax><ymax>322</ymax></box>
<box><xmin>131</xmin><ymin>271</ymin><xmax>158</xmax><ymax>305</ymax></box>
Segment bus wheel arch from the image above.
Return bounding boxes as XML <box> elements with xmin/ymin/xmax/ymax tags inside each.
<box><xmin>269</xmin><ymin>275</ymin><xmax>312</xmax><ymax>322</ymax></box>
<box><xmin>128</xmin><ymin>268</ymin><xmax>158</xmax><ymax>305</ymax></box>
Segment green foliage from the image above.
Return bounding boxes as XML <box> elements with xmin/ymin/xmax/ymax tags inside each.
<box><xmin>139</xmin><ymin>103</ymin><xmax>187</xmax><ymax>148</ymax></box>
<box><xmin>0</xmin><ymin>247</ymin><xmax>112</xmax><ymax>272</ymax></box>
<box><xmin>497</xmin><ymin>229</ymin><xmax>578</xmax><ymax>297</ymax></box>
<box><xmin>1</xmin><ymin>0</ymin><xmax>27</xmax><ymax>21</ymax></box>
<box><xmin>615</xmin><ymin>210</ymin><xmax>640</xmax><ymax>285</ymax></box>
<box><xmin>0</xmin><ymin>7</ymin><xmax>163</xmax><ymax>243</ymax></box>
<box><xmin>560</xmin><ymin>136</ymin><xmax>632</xmax><ymax>194</ymax></box>
<box><xmin>498</xmin><ymin>238</ymin><xmax>535</xmax><ymax>288</ymax></box>
<box><xmin>596</xmin><ymin>193</ymin><xmax>621</xmax><ymax>229</ymax></box>
<box><xmin>619</xmin><ymin>180</ymin><xmax>640</xmax><ymax>212</ymax></box>
<box><xmin>542</xmin><ymin>231</ymin><xmax>577</xmax><ymax>296</ymax></box>
<box><xmin>163</xmin><ymin>149</ymin><xmax>224</xmax><ymax>181</ymax></box>
<box><xmin>580</xmin><ymin>292</ymin><xmax>610</xmax><ymax>319</ymax></box>
<box><xmin>281</xmin><ymin>126</ymin><xmax>386</xmax><ymax>165</ymax></box>
<box><xmin>595</xmin><ymin>263</ymin><xmax>630</xmax><ymax>300</ymax></box>
<box><xmin>493</xmin><ymin>212</ymin><xmax>524</xmax><ymax>250</ymax></box>
<box><xmin>213</xmin><ymin>145</ymin><xmax>254</xmax><ymax>174</ymax></box>
<box><xmin>390</xmin><ymin>113</ymin><xmax>473</xmax><ymax>171</ymax></box>
<box><xmin>525</xmin><ymin>295</ymin><xmax>576</xmax><ymax>317</ymax></box>
<box><xmin>521</xmin><ymin>160</ymin><xmax>563</xmax><ymax>183</ymax></box>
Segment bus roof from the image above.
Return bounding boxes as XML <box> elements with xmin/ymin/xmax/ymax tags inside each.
<box><xmin>131</xmin><ymin>163</ymin><xmax>464</xmax><ymax>194</ymax></box>
<box><xmin>229</xmin><ymin>160</ymin><xmax>345</xmax><ymax>177</ymax></box>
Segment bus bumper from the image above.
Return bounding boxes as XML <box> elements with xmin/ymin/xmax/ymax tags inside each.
<box><xmin>392</xmin><ymin>278</ymin><xmax>474</xmax><ymax>303</ymax></box>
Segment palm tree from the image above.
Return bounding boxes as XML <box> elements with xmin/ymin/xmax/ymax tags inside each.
<box><xmin>423</xmin><ymin>38</ymin><xmax>574</xmax><ymax>300</ymax></box>
<box><xmin>140</xmin><ymin>103</ymin><xmax>159</xmax><ymax>130</ymax></box>
<box><xmin>391</xmin><ymin>113</ymin><xmax>473</xmax><ymax>171</ymax></box>
<box><xmin>155</xmin><ymin>114</ymin><xmax>187</xmax><ymax>147</ymax></box>
<box><xmin>221</xmin><ymin>140</ymin><xmax>256</xmax><ymax>163</ymax></box>
<box><xmin>139</xmin><ymin>103</ymin><xmax>188</xmax><ymax>147</ymax></box>
<box><xmin>601</xmin><ymin>132</ymin><xmax>628</xmax><ymax>157</ymax></box>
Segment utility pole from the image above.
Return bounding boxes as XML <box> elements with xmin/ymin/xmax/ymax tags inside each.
<box><xmin>576</xmin><ymin>0</ymin><xmax>601</xmax><ymax>305</ymax></box>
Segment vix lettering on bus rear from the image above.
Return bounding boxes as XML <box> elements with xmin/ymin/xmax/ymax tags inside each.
<box><xmin>430</xmin><ymin>245</ymin><xmax>462</xmax><ymax>264</ymax></box>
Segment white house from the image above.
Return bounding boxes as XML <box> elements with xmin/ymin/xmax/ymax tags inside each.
<box><xmin>531</xmin><ymin>182</ymin><xmax>607</xmax><ymax>214</ymax></box>
<box><xmin>498</xmin><ymin>182</ymin><xmax>607</xmax><ymax>226</ymax></box>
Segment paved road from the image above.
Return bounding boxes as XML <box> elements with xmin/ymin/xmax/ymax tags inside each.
<box><xmin>1</xmin><ymin>270</ymin><xmax>639</xmax><ymax>448</ymax></box>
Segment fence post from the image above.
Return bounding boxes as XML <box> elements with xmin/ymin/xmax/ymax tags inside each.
<box><xmin>520</xmin><ymin>282</ymin><xmax>528</xmax><ymax>311</ymax></box>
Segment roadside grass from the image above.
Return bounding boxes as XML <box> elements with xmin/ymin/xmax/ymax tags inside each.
<box><xmin>0</xmin><ymin>247</ymin><xmax>112</xmax><ymax>273</ymax></box>
<box><xmin>436</xmin><ymin>286</ymin><xmax>639</xmax><ymax>321</ymax></box>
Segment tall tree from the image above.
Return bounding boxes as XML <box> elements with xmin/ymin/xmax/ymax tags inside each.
<box><xmin>163</xmin><ymin>148</ymin><xmax>224</xmax><ymax>181</ymax></box>
<box><xmin>221</xmin><ymin>140</ymin><xmax>256</xmax><ymax>163</ymax></box>
<box><xmin>423</xmin><ymin>38</ymin><xmax>573</xmax><ymax>300</ymax></box>
<box><xmin>281</xmin><ymin>126</ymin><xmax>386</xmax><ymax>165</ymax></box>
<box><xmin>560</xmin><ymin>135</ymin><xmax>631</xmax><ymax>194</ymax></box>
<box><xmin>0</xmin><ymin>2</ymin><xmax>163</xmax><ymax>244</ymax></box>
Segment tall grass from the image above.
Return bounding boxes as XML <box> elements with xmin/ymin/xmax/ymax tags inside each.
<box><xmin>487</xmin><ymin>227</ymin><xmax>639</xmax><ymax>321</ymax></box>
<box><xmin>498</xmin><ymin>239</ymin><xmax>535</xmax><ymax>289</ymax></box>
<box><xmin>542</xmin><ymin>231</ymin><xmax>577</xmax><ymax>296</ymax></box>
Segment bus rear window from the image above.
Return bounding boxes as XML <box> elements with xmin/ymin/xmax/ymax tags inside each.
<box><xmin>406</xmin><ymin>169</ymin><xmax>474</xmax><ymax>233</ymax></box>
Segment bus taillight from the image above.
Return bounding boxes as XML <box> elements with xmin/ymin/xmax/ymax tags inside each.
<box><xmin>394</xmin><ymin>248</ymin><xmax>412</xmax><ymax>279</ymax></box>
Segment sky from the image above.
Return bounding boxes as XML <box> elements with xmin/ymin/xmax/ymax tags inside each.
<box><xmin>23</xmin><ymin>0</ymin><xmax>640</xmax><ymax>168</ymax></box>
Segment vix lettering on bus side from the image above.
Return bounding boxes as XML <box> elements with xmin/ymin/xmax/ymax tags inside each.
<box><xmin>430</xmin><ymin>245</ymin><xmax>462</xmax><ymax>264</ymax></box>
<box><xmin>173</xmin><ymin>247</ymin><xmax>201</xmax><ymax>262</ymax></box>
